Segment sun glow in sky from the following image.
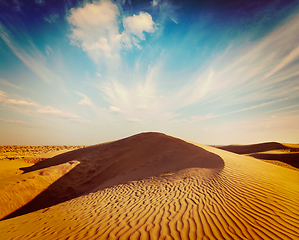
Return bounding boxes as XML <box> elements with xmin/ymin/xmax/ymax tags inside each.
<box><xmin>0</xmin><ymin>0</ymin><xmax>299</xmax><ymax>145</ymax></box>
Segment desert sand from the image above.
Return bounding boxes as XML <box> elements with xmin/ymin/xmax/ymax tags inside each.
<box><xmin>0</xmin><ymin>132</ymin><xmax>298</xmax><ymax>239</ymax></box>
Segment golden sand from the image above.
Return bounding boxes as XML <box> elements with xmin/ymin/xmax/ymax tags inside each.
<box><xmin>0</xmin><ymin>133</ymin><xmax>298</xmax><ymax>239</ymax></box>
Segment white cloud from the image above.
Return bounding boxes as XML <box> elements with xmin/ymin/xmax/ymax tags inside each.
<box><xmin>67</xmin><ymin>0</ymin><xmax>120</xmax><ymax>62</ymax></box>
<box><xmin>123</xmin><ymin>12</ymin><xmax>156</xmax><ymax>40</ymax></box>
<box><xmin>76</xmin><ymin>92</ymin><xmax>93</xmax><ymax>106</ymax></box>
<box><xmin>67</xmin><ymin>0</ymin><xmax>157</xmax><ymax>68</ymax></box>
<box><xmin>109</xmin><ymin>106</ymin><xmax>124</xmax><ymax>113</ymax></box>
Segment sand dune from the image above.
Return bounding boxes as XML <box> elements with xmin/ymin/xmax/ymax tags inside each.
<box><xmin>216</xmin><ymin>142</ymin><xmax>299</xmax><ymax>171</ymax></box>
<box><xmin>5</xmin><ymin>133</ymin><xmax>224</xmax><ymax>219</ymax></box>
<box><xmin>0</xmin><ymin>133</ymin><xmax>299</xmax><ymax>239</ymax></box>
<box><xmin>250</xmin><ymin>152</ymin><xmax>299</xmax><ymax>169</ymax></box>
<box><xmin>215</xmin><ymin>142</ymin><xmax>299</xmax><ymax>154</ymax></box>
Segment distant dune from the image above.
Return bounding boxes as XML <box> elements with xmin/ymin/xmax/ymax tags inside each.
<box><xmin>0</xmin><ymin>132</ymin><xmax>299</xmax><ymax>239</ymax></box>
<box><xmin>215</xmin><ymin>142</ymin><xmax>299</xmax><ymax>154</ymax></box>
<box><xmin>216</xmin><ymin>142</ymin><xmax>299</xmax><ymax>170</ymax></box>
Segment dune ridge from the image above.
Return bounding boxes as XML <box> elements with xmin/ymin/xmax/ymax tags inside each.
<box><xmin>0</xmin><ymin>133</ymin><xmax>299</xmax><ymax>239</ymax></box>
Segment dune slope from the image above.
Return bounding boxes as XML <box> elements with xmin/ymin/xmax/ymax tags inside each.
<box><xmin>4</xmin><ymin>132</ymin><xmax>224</xmax><ymax>219</ymax></box>
<box><xmin>0</xmin><ymin>133</ymin><xmax>299</xmax><ymax>240</ymax></box>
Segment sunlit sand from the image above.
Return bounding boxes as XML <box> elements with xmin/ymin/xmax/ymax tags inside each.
<box><xmin>0</xmin><ymin>132</ymin><xmax>298</xmax><ymax>239</ymax></box>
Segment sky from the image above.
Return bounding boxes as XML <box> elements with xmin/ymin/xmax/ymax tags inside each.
<box><xmin>0</xmin><ymin>0</ymin><xmax>299</xmax><ymax>145</ymax></box>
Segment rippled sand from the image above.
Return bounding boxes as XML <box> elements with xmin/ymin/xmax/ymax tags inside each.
<box><xmin>0</xmin><ymin>133</ymin><xmax>298</xmax><ymax>239</ymax></box>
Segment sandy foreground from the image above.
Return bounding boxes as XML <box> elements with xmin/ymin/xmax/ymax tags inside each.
<box><xmin>0</xmin><ymin>132</ymin><xmax>299</xmax><ymax>239</ymax></box>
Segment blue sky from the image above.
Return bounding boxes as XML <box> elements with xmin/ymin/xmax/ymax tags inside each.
<box><xmin>1</xmin><ymin>0</ymin><xmax>299</xmax><ymax>145</ymax></box>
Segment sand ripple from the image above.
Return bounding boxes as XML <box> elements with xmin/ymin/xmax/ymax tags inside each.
<box><xmin>0</xmin><ymin>134</ymin><xmax>299</xmax><ymax>239</ymax></box>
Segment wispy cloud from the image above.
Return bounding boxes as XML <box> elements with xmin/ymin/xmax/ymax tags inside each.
<box><xmin>5</xmin><ymin>99</ymin><xmax>39</xmax><ymax>108</ymax></box>
<box><xmin>109</xmin><ymin>106</ymin><xmax>124</xmax><ymax>113</ymax></box>
<box><xmin>97</xmin><ymin>12</ymin><xmax>299</xmax><ymax>126</ymax></box>
<box><xmin>0</xmin><ymin>23</ymin><xmax>63</xmax><ymax>85</ymax></box>
<box><xmin>0</xmin><ymin>90</ymin><xmax>39</xmax><ymax>108</ymax></box>
<box><xmin>35</xmin><ymin>0</ymin><xmax>45</xmax><ymax>5</ymax></box>
<box><xmin>156</xmin><ymin>13</ymin><xmax>299</xmax><ymax>117</ymax></box>
<box><xmin>0</xmin><ymin>78</ymin><xmax>21</xmax><ymax>89</ymax></box>
<box><xmin>0</xmin><ymin>90</ymin><xmax>90</xmax><ymax>123</ymax></box>
<box><xmin>45</xmin><ymin>45</ymin><xmax>53</xmax><ymax>56</ymax></box>
<box><xmin>101</xmin><ymin>79</ymin><xmax>130</xmax><ymax>110</ymax></box>
<box><xmin>0</xmin><ymin>118</ymin><xmax>35</xmax><ymax>127</ymax></box>
<box><xmin>126</xmin><ymin>117</ymin><xmax>141</xmax><ymax>123</ymax></box>
<box><xmin>44</xmin><ymin>13</ymin><xmax>59</xmax><ymax>23</ymax></box>
<box><xmin>36</xmin><ymin>106</ymin><xmax>88</xmax><ymax>122</ymax></box>
<box><xmin>76</xmin><ymin>92</ymin><xmax>93</xmax><ymax>106</ymax></box>
<box><xmin>266</xmin><ymin>104</ymin><xmax>299</xmax><ymax>114</ymax></box>
<box><xmin>136</xmin><ymin>104</ymin><xmax>148</xmax><ymax>110</ymax></box>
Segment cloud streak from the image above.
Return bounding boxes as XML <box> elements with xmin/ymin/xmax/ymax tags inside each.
<box><xmin>0</xmin><ymin>78</ymin><xmax>21</xmax><ymax>89</ymax></box>
<box><xmin>0</xmin><ymin>91</ymin><xmax>90</xmax><ymax>123</ymax></box>
<box><xmin>0</xmin><ymin>91</ymin><xmax>39</xmax><ymax>108</ymax></box>
<box><xmin>76</xmin><ymin>92</ymin><xmax>93</xmax><ymax>106</ymax></box>
<box><xmin>96</xmin><ymin>11</ymin><xmax>299</xmax><ymax>127</ymax></box>
<box><xmin>0</xmin><ymin>23</ymin><xmax>62</xmax><ymax>85</ymax></box>
<box><xmin>0</xmin><ymin>118</ymin><xmax>35</xmax><ymax>127</ymax></box>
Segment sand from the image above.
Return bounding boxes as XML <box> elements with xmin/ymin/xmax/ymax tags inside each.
<box><xmin>0</xmin><ymin>145</ymin><xmax>84</xmax><ymax>180</ymax></box>
<box><xmin>0</xmin><ymin>132</ymin><xmax>298</xmax><ymax>239</ymax></box>
<box><xmin>0</xmin><ymin>145</ymin><xmax>85</xmax><ymax>163</ymax></box>
<box><xmin>0</xmin><ymin>161</ymin><xmax>79</xmax><ymax>220</ymax></box>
